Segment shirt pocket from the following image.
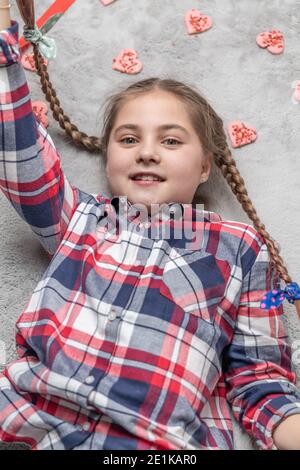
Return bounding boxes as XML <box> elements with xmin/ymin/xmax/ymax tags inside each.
<box><xmin>159</xmin><ymin>248</ymin><xmax>231</xmax><ymax>323</ymax></box>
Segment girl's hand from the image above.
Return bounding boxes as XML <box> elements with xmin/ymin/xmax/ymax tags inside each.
<box><xmin>0</xmin><ymin>0</ymin><xmax>11</xmax><ymax>31</ymax></box>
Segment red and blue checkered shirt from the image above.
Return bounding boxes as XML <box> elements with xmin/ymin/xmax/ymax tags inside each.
<box><xmin>1</xmin><ymin>20</ymin><xmax>300</xmax><ymax>451</ymax></box>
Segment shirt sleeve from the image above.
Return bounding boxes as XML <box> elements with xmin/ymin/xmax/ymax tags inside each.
<box><xmin>0</xmin><ymin>20</ymin><xmax>83</xmax><ymax>257</ymax></box>
<box><xmin>223</xmin><ymin>237</ymin><xmax>300</xmax><ymax>450</ymax></box>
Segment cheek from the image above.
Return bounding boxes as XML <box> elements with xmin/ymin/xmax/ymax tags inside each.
<box><xmin>105</xmin><ymin>154</ymin><xmax>127</xmax><ymax>179</ymax></box>
<box><xmin>106</xmin><ymin>161</ymin><xmax>117</xmax><ymax>180</ymax></box>
<box><xmin>171</xmin><ymin>160</ymin><xmax>197</xmax><ymax>178</ymax></box>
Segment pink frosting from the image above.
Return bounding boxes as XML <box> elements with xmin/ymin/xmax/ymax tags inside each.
<box><xmin>256</xmin><ymin>30</ymin><xmax>284</xmax><ymax>55</ymax></box>
<box><xmin>294</xmin><ymin>81</ymin><xmax>300</xmax><ymax>102</ymax></box>
<box><xmin>185</xmin><ymin>9</ymin><xmax>213</xmax><ymax>35</ymax></box>
<box><xmin>112</xmin><ymin>48</ymin><xmax>143</xmax><ymax>75</ymax></box>
<box><xmin>228</xmin><ymin>121</ymin><xmax>257</xmax><ymax>148</ymax></box>
<box><xmin>20</xmin><ymin>52</ymin><xmax>48</xmax><ymax>72</ymax></box>
<box><xmin>100</xmin><ymin>0</ymin><xmax>115</xmax><ymax>5</ymax></box>
<box><xmin>32</xmin><ymin>101</ymin><xmax>49</xmax><ymax>129</ymax></box>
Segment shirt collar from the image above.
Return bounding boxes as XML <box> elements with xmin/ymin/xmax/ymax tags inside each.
<box><xmin>109</xmin><ymin>195</ymin><xmax>184</xmax><ymax>223</ymax></box>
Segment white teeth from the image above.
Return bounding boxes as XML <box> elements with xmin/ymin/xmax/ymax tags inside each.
<box><xmin>133</xmin><ymin>175</ymin><xmax>161</xmax><ymax>181</ymax></box>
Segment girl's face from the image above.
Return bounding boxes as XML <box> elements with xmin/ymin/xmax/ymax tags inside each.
<box><xmin>105</xmin><ymin>90</ymin><xmax>211</xmax><ymax>213</ymax></box>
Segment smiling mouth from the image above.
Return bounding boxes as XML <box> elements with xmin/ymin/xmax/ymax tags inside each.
<box><xmin>130</xmin><ymin>174</ymin><xmax>166</xmax><ymax>185</ymax></box>
<box><xmin>131</xmin><ymin>179</ymin><xmax>164</xmax><ymax>186</ymax></box>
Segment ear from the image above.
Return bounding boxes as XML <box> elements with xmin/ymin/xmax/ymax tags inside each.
<box><xmin>200</xmin><ymin>153</ymin><xmax>212</xmax><ymax>182</ymax></box>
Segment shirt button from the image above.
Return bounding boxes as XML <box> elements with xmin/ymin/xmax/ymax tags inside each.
<box><xmin>169</xmin><ymin>250</ymin><xmax>178</xmax><ymax>260</ymax></box>
<box><xmin>85</xmin><ymin>375</ymin><xmax>95</xmax><ymax>385</ymax></box>
<box><xmin>108</xmin><ymin>307</ymin><xmax>117</xmax><ymax>321</ymax></box>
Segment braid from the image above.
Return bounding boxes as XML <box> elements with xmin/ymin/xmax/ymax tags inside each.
<box><xmin>16</xmin><ymin>0</ymin><xmax>102</xmax><ymax>152</ymax></box>
<box><xmin>214</xmin><ymin>143</ymin><xmax>292</xmax><ymax>286</ymax></box>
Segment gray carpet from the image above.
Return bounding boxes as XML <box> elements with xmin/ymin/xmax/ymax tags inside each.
<box><xmin>1</xmin><ymin>0</ymin><xmax>300</xmax><ymax>450</ymax></box>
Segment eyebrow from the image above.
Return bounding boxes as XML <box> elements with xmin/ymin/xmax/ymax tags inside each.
<box><xmin>113</xmin><ymin>123</ymin><xmax>190</xmax><ymax>136</ymax></box>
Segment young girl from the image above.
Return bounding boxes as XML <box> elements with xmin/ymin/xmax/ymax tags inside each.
<box><xmin>1</xmin><ymin>3</ymin><xmax>300</xmax><ymax>451</ymax></box>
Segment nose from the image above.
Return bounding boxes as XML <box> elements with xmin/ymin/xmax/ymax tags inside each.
<box><xmin>136</xmin><ymin>143</ymin><xmax>161</xmax><ymax>164</ymax></box>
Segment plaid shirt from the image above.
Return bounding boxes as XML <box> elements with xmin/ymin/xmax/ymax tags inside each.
<box><xmin>1</xmin><ymin>20</ymin><xmax>300</xmax><ymax>451</ymax></box>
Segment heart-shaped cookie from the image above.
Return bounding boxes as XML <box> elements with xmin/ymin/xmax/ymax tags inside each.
<box><xmin>185</xmin><ymin>9</ymin><xmax>213</xmax><ymax>34</ymax></box>
<box><xmin>294</xmin><ymin>81</ymin><xmax>300</xmax><ymax>102</ymax></box>
<box><xmin>112</xmin><ymin>48</ymin><xmax>143</xmax><ymax>74</ymax></box>
<box><xmin>100</xmin><ymin>0</ymin><xmax>115</xmax><ymax>4</ymax></box>
<box><xmin>32</xmin><ymin>101</ymin><xmax>49</xmax><ymax>128</ymax></box>
<box><xmin>228</xmin><ymin>121</ymin><xmax>257</xmax><ymax>148</ymax></box>
<box><xmin>21</xmin><ymin>52</ymin><xmax>48</xmax><ymax>72</ymax></box>
<box><xmin>256</xmin><ymin>30</ymin><xmax>284</xmax><ymax>54</ymax></box>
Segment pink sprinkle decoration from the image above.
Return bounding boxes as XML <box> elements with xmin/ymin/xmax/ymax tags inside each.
<box><xmin>185</xmin><ymin>9</ymin><xmax>213</xmax><ymax>35</ymax></box>
<box><xmin>261</xmin><ymin>303</ymin><xmax>266</xmax><ymax>308</ymax></box>
<box><xmin>32</xmin><ymin>101</ymin><xmax>49</xmax><ymax>129</ymax></box>
<box><xmin>256</xmin><ymin>30</ymin><xmax>285</xmax><ymax>55</ymax></box>
<box><xmin>21</xmin><ymin>52</ymin><xmax>48</xmax><ymax>72</ymax></box>
<box><xmin>227</xmin><ymin>121</ymin><xmax>257</xmax><ymax>148</ymax></box>
<box><xmin>294</xmin><ymin>81</ymin><xmax>300</xmax><ymax>102</ymax></box>
<box><xmin>112</xmin><ymin>48</ymin><xmax>143</xmax><ymax>75</ymax></box>
<box><xmin>272</xmin><ymin>290</ymin><xmax>277</xmax><ymax>294</ymax></box>
<box><xmin>100</xmin><ymin>0</ymin><xmax>115</xmax><ymax>5</ymax></box>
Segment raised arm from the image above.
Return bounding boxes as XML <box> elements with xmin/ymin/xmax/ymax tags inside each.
<box><xmin>0</xmin><ymin>8</ymin><xmax>83</xmax><ymax>256</ymax></box>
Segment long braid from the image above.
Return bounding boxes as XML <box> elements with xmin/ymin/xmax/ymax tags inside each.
<box><xmin>214</xmin><ymin>143</ymin><xmax>292</xmax><ymax>284</ymax></box>
<box><xmin>32</xmin><ymin>45</ymin><xmax>101</xmax><ymax>153</ymax></box>
<box><xmin>16</xmin><ymin>0</ymin><xmax>101</xmax><ymax>153</ymax></box>
<box><xmin>201</xmin><ymin>104</ymin><xmax>300</xmax><ymax>317</ymax></box>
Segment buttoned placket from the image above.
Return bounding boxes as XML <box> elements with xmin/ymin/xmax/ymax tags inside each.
<box><xmin>87</xmin><ymin>198</ymin><xmax>186</xmax><ymax>416</ymax></box>
<box><xmin>85</xmin><ymin>304</ymin><xmax>124</xmax><ymax>411</ymax></box>
<box><xmin>107</xmin><ymin>306</ymin><xmax>118</xmax><ymax>321</ymax></box>
<box><xmin>77</xmin><ymin>375</ymin><xmax>95</xmax><ymax>431</ymax></box>
<box><xmin>110</xmin><ymin>196</ymin><xmax>184</xmax><ymax>229</ymax></box>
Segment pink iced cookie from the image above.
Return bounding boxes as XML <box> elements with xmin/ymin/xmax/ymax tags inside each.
<box><xmin>185</xmin><ymin>9</ymin><xmax>213</xmax><ymax>34</ymax></box>
<box><xmin>256</xmin><ymin>30</ymin><xmax>284</xmax><ymax>54</ymax></box>
<box><xmin>100</xmin><ymin>0</ymin><xmax>115</xmax><ymax>5</ymax></box>
<box><xmin>32</xmin><ymin>101</ymin><xmax>49</xmax><ymax>128</ymax></box>
<box><xmin>228</xmin><ymin>121</ymin><xmax>257</xmax><ymax>148</ymax></box>
<box><xmin>294</xmin><ymin>81</ymin><xmax>300</xmax><ymax>102</ymax></box>
<box><xmin>21</xmin><ymin>52</ymin><xmax>48</xmax><ymax>72</ymax></box>
<box><xmin>112</xmin><ymin>48</ymin><xmax>143</xmax><ymax>74</ymax></box>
